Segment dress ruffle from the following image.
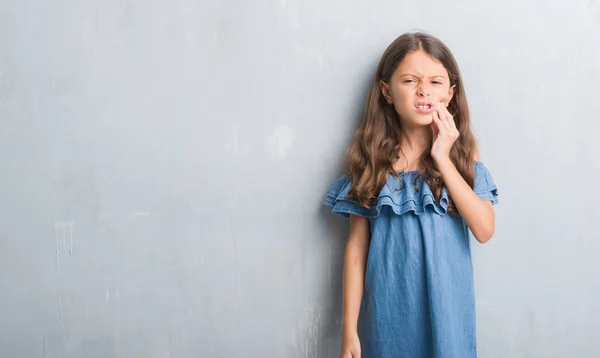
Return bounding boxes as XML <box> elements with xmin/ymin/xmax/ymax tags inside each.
<box><xmin>324</xmin><ymin>161</ymin><xmax>498</xmax><ymax>218</ymax></box>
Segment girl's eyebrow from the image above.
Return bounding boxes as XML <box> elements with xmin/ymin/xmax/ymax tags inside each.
<box><xmin>399</xmin><ymin>73</ymin><xmax>447</xmax><ymax>79</ymax></box>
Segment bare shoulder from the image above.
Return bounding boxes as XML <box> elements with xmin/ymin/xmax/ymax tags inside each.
<box><xmin>473</xmin><ymin>142</ymin><xmax>481</xmax><ymax>161</ymax></box>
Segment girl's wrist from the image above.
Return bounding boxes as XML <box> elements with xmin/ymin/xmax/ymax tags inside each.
<box><xmin>433</xmin><ymin>154</ymin><xmax>452</xmax><ymax>167</ymax></box>
<box><xmin>342</xmin><ymin>322</ymin><xmax>358</xmax><ymax>336</ymax></box>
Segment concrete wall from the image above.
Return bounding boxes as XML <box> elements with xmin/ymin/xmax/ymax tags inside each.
<box><xmin>1</xmin><ymin>0</ymin><xmax>599</xmax><ymax>356</ymax></box>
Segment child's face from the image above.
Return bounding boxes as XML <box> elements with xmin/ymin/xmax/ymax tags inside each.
<box><xmin>380</xmin><ymin>50</ymin><xmax>456</xmax><ymax>128</ymax></box>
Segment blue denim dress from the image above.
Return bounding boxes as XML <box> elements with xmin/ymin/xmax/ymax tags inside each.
<box><xmin>324</xmin><ymin>161</ymin><xmax>498</xmax><ymax>358</ymax></box>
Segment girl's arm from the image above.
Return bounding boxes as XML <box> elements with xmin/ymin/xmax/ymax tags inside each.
<box><xmin>341</xmin><ymin>214</ymin><xmax>370</xmax><ymax>354</ymax></box>
<box><xmin>431</xmin><ymin>103</ymin><xmax>495</xmax><ymax>243</ymax></box>
<box><xmin>435</xmin><ymin>146</ymin><xmax>495</xmax><ymax>243</ymax></box>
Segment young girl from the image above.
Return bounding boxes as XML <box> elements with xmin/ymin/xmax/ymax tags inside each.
<box><xmin>324</xmin><ymin>32</ymin><xmax>499</xmax><ymax>358</ymax></box>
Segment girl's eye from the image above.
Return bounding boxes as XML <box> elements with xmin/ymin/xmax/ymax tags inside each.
<box><xmin>403</xmin><ymin>79</ymin><xmax>415</xmax><ymax>83</ymax></box>
<box><xmin>432</xmin><ymin>81</ymin><xmax>442</xmax><ymax>85</ymax></box>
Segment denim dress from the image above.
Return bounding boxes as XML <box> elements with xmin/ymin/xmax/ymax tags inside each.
<box><xmin>324</xmin><ymin>161</ymin><xmax>499</xmax><ymax>358</ymax></box>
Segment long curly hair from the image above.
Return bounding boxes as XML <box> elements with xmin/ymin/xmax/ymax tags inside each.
<box><xmin>345</xmin><ymin>32</ymin><xmax>476</xmax><ymax>214</ymax></box>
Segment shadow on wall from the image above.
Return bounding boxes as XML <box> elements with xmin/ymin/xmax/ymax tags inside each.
<box><xmin>287</xmin><ymin>52</ymin><xmax>375</xmax><ymax>357</ymax></box>
<box><xmin>293</xmin><ymin>107</ymin><xmax>368</xmax><ymax>357</ymax></box>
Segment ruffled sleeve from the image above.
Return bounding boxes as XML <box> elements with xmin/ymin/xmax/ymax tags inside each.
<box><xmin>473</xmin><ymin>161</ymin><xmax>499</xmax><ymax>205</ymax></box>
<box><xmin>323</xmin><ymin>175</ymin><xmax>377</xmax><ymax>218</ymax></box>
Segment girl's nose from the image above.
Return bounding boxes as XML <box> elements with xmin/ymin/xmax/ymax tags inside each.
<box><xmin>416</xmin><ymin>84</ymin><xmax>431</xmax><ymax>97</ymax></box>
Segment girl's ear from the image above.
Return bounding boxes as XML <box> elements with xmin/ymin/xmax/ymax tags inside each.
<box><xmin>379</xmin><ymin>80</ymin><xmax>393</xmax><ymax>104</ymax></box>
<box><xmin>446</xmin><ymin>84</ymin><xmax>456</xmax><ymax>107</ymax></box>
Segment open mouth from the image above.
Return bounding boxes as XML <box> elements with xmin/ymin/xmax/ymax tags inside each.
<box><xmin>415</xmin><ymin>104</ymin><xmax>433</xmax><ymax>110</ymax></box>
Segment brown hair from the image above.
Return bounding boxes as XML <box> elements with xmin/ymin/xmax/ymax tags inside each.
<box><xmin>345</xmin><ymin>32</ymin><xmax>476</xmax><ymax>214</ymax></box>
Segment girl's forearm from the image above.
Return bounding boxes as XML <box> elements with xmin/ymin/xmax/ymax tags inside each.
<box><xmin>436</xmin><ymin>158</ymin><xmax>495</xmax><ymax>243</ymax></box>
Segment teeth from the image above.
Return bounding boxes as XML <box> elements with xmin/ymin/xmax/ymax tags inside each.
<box><xmin>417</xmin><ymin>104</ymin><xmax>430</xmax><ymax>109</ymax></box>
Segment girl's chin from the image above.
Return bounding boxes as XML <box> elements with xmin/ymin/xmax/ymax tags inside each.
<box><xmin>399</xmin><ymin>114</ymin><xmax>434</xmax><ymax>127</ymax></box>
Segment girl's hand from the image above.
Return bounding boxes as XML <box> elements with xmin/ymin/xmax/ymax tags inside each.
<box><xmin>341</xmin><ymin>331</ymin><xmax>361</xmax><ymax>358</ymax></box>
<box><xmin>430</xmin><ymin>101</ymin><xmax>459</xmax><ymax>162</ymax></box>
